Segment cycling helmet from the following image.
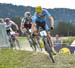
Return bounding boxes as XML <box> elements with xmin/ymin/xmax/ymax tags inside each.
<box><xmin>24</xmin><ymin>11</ymin><xmax>31</xmax><ymax>17</ymax></box>
<box><xmin>5</xmin><ymin>18</ymin><xmax>10</xmax><ymax>22</ymax></box>
<box><xmin>0</xmin><ymin>18</ymin><xmax>4</xmax><ymax>23</ymax></box>
<box><xmin>35</xmin><ymin>6</ymin><xmax>42</xmax><ymax>13</ymax></box>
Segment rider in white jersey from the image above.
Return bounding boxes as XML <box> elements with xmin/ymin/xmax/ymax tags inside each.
<box><xmin>0</xmin><ymin>18</ymin><xmax>19</xmax><ymax>35</ymax></box>
<box><xmin>4</xmin><ymin>18</ymin><xmax>18</xmax><ymax>34</ymax></box>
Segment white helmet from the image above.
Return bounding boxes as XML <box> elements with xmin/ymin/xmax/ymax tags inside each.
<box><xmin>5</xmin><ymin>18</ymin><xmax>10</xmax><ymax>22</ymax></box>
<box><xmin>24</xmin><ymin>11</ymin><xmax>31</xmax><ymax>17</ymax></box>
<box><xmin>0</xmin><ymin>18</ymin><xmax>4</xmax><ymax>23</ymax></box>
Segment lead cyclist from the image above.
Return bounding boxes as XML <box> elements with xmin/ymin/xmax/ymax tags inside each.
<box><xmin>31</xmin><ymin>6</ymin><xmax>57</xmax><ymax>55</ymax></box>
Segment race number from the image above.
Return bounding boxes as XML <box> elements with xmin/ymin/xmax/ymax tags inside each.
<box><xmin>40</xmin><ymin>30</ymin><xmax>47</xmax><ymax>37</ymax></box>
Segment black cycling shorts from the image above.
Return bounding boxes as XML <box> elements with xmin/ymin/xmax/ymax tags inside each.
<box><xmin>36</xmin><ymin>21</ymin><xmax>46</xmax><ymax>30</ymax></box>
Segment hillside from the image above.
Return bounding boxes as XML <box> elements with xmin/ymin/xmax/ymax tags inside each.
<box><xmin>0</xmin><ymin>3</ymin><xmax>75</xmax><ymax>23</ymax></box>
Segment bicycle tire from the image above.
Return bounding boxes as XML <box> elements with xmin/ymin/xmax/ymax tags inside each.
<box><xmin>30</xmin><ymin>37</ymin><xmax>37</xmax><ymax>51</ymax></box>
<box><xmin>43</xmin><ymin>38</ymin><xmax>55</xmax><ymax>63</ymax></box>
<box><xmin>27</xmin><ymin>35</ymin><xmax>37</xmax><ymax>51</ymax></box>
<box><xmin>32</xmin><ymin>37</ymin><xmax>43</xmax><ymax>51</ymax></box>
<box><xmin>9</xmin><ymin>37</ymin><xmax>14</xmax><ymax>48</ymax></box>
<box><xmin>14</xmin><ymin>39</ymin><xmax>20</xmax><ymax>49</ymax></box>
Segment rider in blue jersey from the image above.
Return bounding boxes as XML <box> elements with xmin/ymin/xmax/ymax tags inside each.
<box><xmin>31</xmin><ymin>6</ymin><xmax>56</xmax><ymax>54</ymax></box>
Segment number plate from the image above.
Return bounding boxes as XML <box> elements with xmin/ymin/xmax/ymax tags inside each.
<box><xmin>40</xmin><ymin>30</ymin><xmax>47</xmax><ymax>36</ymax></box>
<box><xmin>29</xmin><ymin>29</ymin><xmax>32</xmax><ymax>33</ymax></box>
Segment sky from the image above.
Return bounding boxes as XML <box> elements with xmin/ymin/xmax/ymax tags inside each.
<box><xmin>0</xmin><ymin>0</ymin><xmax>75</xmax><ymax>9</ymax></box>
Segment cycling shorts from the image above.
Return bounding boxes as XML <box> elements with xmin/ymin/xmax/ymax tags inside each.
<box><xmin>36</xmin><ymin>21</ymin><xmax>50</xmax><ymax>32</ymax></box>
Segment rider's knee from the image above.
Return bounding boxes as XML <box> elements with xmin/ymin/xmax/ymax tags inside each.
<box><xmin>47</xmin><ymin>32</ymin><xmax>51</xmax><ymax>36</ymax></box>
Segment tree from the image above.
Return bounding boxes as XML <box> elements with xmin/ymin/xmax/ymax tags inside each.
<box><xmin>55</xmin><ymin>21</ymin><xmax>75</xmax><ymax>36</ymax></box>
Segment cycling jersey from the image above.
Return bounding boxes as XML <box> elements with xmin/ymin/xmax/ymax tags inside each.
<box><xmin>32</xmin><ymin>9</ymin><xmax>51</xmax><ymax>31</ymax></box>
<box><xmin>2</xmin><ymin>20</ymin><xmax>15</xmax><ymax>30</ymax></box>
<box><xmin>21</xmin><ymin>17</ymin><xmax>32</xmax><ymax>24</ymax></box>
<box><xmin>21</xmin><ymin>17</ymin><xmax>32</xmax><ymax>29</ymax></box>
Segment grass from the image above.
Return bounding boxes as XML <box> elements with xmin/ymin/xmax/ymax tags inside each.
<box><xmin>62</xmin><ymin>37</ymin><xmax>75</xmax><ymax>45</ymax></box>
<box><xmin>0</xmin><ymin>37</ymin><xmax>75</xmax><ymax>68</ymax></box>
<box><xmin>0</xmin><ymin>48</ymin><xmax>75</xmax><ymax>68</ymax></box>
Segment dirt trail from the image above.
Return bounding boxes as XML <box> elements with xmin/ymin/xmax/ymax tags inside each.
<box><xmin>17</xmin><ymin>39</ymin><xmax>47</xmax><ymax>54</ymax></box>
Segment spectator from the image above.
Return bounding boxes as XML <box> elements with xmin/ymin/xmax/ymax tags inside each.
<box><xmin>54</xmin><ymin>34</ymin><xmax>62</xmax><ymax>46</ymax></box>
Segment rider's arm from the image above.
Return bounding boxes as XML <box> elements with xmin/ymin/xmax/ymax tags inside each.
<box><xmin>20</xmin><ymin>17</ymin><xmax>26</xmax><ymax>33</ymax></box>
<box><xmin>44</xmin><ymin>9</ymin><xmax>54</xmax><ymax>28</ymax></box>
<box><xmin>49</xmin><ymin>16</ymin><xmax>54</xmax><ymax>28</ymax></box>
<box><xmin>20</xmin><ymin>23</ymin><xmax>27</xmax><ymax>33</ymax></box>
<box><xmin>31</xmin><ymin>22</ymin><xmax>36</xmax><ymax>33</ymax></box>
<box><xmin>20</xmin><ymin>23</ymin><xmax>24</xmax><ymax>31</ymax></box>
<box><xmin>31</xmin><ymin>13</ymin><xmax>37</xmax><ymax>33</ymax></box>
<box><xmin>11</xmin><ymin>21</ymin><xmax>19</xmax><ymax>31</ymax></box>
<box><xmin>13</xmin><ymin>23</ymin><xmax>19</xmax><ymax>31</ymax></box>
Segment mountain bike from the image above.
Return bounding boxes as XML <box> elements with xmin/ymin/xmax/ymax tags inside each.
<box><xmin>25</xmin><ymin>29</ymin><xmax>37</xmax><ymax>51</ymax></box>
<box><xmin>38</xmin><ymin>28</ymin><xmax>55</xmax><ymax>63</ymax></box>
<box><xmin>8</xmin><ymin>31</ymin><xmax>20</xmax><ymax>49</ymax></box>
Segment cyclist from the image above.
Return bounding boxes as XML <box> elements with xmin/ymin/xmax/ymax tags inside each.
<box><xmin>4</xmin><ymin>18</ymin><xmax>19</xmax><ymax>35</ymax></box>
<box><xmin>20</xmin><ymin>11</ymin><xmax>37</xmax><ymax>50</ymax></box>
<box><xmin>20</xmin><ymin>11</ymin><xmax>32</xmax><ymax>34</ymax></box>
<box><xmin>31</xmin><ymin>6</ymin><xmax>56</xmax><ymax>54</ymax></box>
<box><xmin>0</xmin><ymin>18</ymin><xmax>19</xmax><ymax>38</ymax></box>
<box><xmin>0</xmin><ymin>18</ymin><xmax>19</xmax><ymax>47</ymax></box>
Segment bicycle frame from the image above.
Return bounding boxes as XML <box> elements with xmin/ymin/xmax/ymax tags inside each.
<box><xmin>8</xmin><ymin>31</ymin><xmax>20</xmax><ymax>49</ymax></box>
<box><xmin>39</xmin><ymin>30</ymin><xmax>55</xmax><ymax>63</ymax></box>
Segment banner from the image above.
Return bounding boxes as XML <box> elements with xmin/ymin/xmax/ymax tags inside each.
<box><xmin>54</xmin><ymin>44</ymin><xmax>75</xmax><ymax>54</ymax></box>
<box><xmin>0</xmin><ymin>24</ymin><xmax>10</xmax><ymax>47</ymax></box>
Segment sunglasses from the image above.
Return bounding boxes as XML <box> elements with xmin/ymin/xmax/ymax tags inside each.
<box><xmin>27</xmin><ymin>14</ymin><xmax>30</xmax><ymax>16</ymax></box>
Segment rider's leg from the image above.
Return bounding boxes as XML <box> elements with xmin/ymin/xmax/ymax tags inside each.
<box><xmin>47</xmin><ymin>31</ymin><xmax>57</xmax><ymax>55</ymax></box>
<box><xmin>32</xmin><ymin>24</ymin><xmax>43</xmax><ymax>51</ymax></box>
<box><xmin>22</xmin><ymin>27</ymin><xmax>31</xmax><ymax>37</ymax></box>
<box><xmin>45</xmin><ymin>24</ymin><xmax>57</xmax><ymax>55</ymax></box>
<box><xmin>22</xmin><ymin>23</ymin><xmax>31</xmax><ymax>35</ymax></box>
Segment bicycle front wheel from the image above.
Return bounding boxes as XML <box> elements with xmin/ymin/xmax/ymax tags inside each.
<box><xmin>14</xmin><ymin>39</ymin><xmax>20</xmax><ymax>49</ymax></box>
<box><xmin>43</xmin><ymin>38</ymin><xmax>55</xmax><ymax>63</ymax></box>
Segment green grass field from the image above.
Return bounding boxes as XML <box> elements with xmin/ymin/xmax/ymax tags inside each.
<box><xmin>0</xmin><ymin>37</ymin><xmax>75</xmax><ymax>68</ymax></box>
<box><xmin>0</xmin><ymin>48</ymin><xmax>75</xmax><ymax>68</ymax></box>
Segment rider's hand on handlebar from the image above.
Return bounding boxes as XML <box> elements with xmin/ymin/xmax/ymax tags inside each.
<box><xmin>50</xmin><ymin>27</ymin><xmax>54</xmax><ymax>30</ymax></box>
<box><xmin>15</xmin><ymin>30</ymin><xmax>19</xmax><ymax>36</ymax></box>
<box><xmin>16</xmin><ymin>30</ymin><xmax>19</xmax><ymax>33</ymax></box>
